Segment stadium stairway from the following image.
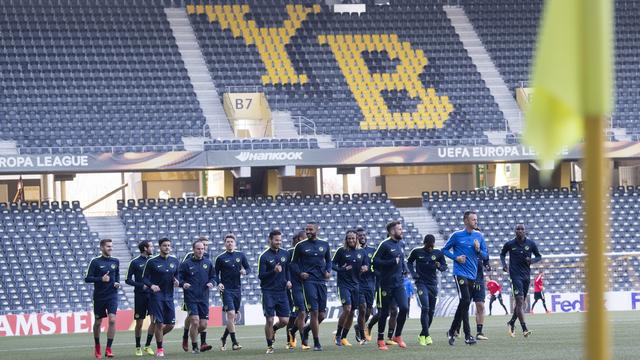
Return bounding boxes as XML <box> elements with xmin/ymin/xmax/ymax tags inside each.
<box><xmin>86</xmin><ymin>216</ymin><xmax>134</xmax><ymax>304</ymax></box>
<box><xmin>272</xmin><ymin>111</ymin><xmax>336</xmax><ymax>148</ymax></box>
<box><xmin>165</xmin><ymin>7</ymin><xmax>234</xmax><ymax>139</ymax></box>
<box><xmin>443</xmin><ymin>5</ymin><xmax>523</xmax><ymax>140</ymax></box>
<box><xmin>610</xmin><ymin>127</ymin><xmax>632</xmax><ymax>141</ymax></box>
<box><xmin>272</xmin><ymin>111</ymin><xmax>302</xmax><ymax>138</ymax></box>
<box><xmin>0</xmin><ymin>140</ymin><xmax>18</xmax><ymax>155</ymax></box>
<box><xmin>397</xmin><ymin>207</ymin><xmax>445</xmax><ymax>247</ymax></box>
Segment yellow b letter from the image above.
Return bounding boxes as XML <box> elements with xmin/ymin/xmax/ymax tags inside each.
<box><xmin>319</xmin><ymin>33</ymin><xmax>453</xmax><ymax>130</ymax></box>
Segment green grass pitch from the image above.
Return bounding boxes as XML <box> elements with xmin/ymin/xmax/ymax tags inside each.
<box><xmin>0</xmin><ymin>312</ymin><xmax>638</xmax><ymax>359</ymax></box>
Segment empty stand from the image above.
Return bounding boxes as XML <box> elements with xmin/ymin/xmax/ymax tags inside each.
<box><xmin>476</xmin><ymin>255</ymin><xmax>640</xmax><ymax>295</ymax></box>
<box><xmin>0</xmin><ymin>201</ymin><xmax>130</xmax><ymax>313</ymax></box>
<box><xmin>0</xmin><ymin>0</ymin><xmax>206</xmax><ymax>154</ymax></box>
<box><xmin>463</xmin><ymin>0</ymin><xmax>640</xmax><ymax>138</ymax></box>
<box><xmin>424</xmin><ymin>186</ymin><xmax>640</xmax><ymax>294</ymax></box>
<box><xmin>5</xmin><ymin>0</ymin><xmax>640</xmax><ymax>151</ymax></box>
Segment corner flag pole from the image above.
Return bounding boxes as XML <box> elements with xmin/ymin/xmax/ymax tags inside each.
<box><xmin>583</xmin><ymin>115</ymin><xmax>610</xmax><ymax>360</ymax></box>
<box><xmin>581</xmin><ymin>0</ymin><xmax>612</xmax><ymax>357</ymax></box>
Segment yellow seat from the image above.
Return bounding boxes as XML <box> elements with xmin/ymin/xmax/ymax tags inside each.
<box><xmin>433</xmin><ymin>113</ymin><xmax>444</xmax><ymax>128</ymax></box>
<box><xmin>424</xmin><ymin>117</ymin><xmax>435</xmax><ymax>129</ymax></box>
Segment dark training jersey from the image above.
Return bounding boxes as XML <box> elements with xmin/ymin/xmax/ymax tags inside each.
<box><xmin>371</xmin><ymin>237</ymin><xmax>406</xmax><ymax>290</ymax></box>
<box><xmin>332</xmin><ymin>246</ymin><xmax>367</xmax><ymax>290</ymax></box>
<box><xmin>407</xmin><ymin>247</ymin><xmax>448</xmax><ymax>287</ymax></box>
<box><xmin>143</xmin><ymin>254</ymin><xmax>180</xmax><ymax>299</ymax></box>
<box><xmin>85</xmin><ymin>255</ymin><xmax>120</xmax><ymax>300</ymax></box>
<box><xmin>258</xmin><ymin>247</ymin><xmax>290</xmax><ymax>291</ymax></box>
<box><xmin>126</xmin><ymin>254</ymin><xmax>151</xmax><ymax>295</ymax></box>
<box><xmin>500</xmin><ymin>237</ymin><xmax>542</xmax><ymax>280</ymax></box>
<box><xmin>287</xmin><ymin>248</ymin><xmax>302</xmax><ymax>289</ymax></box>
<box><xmin>214</xmin><ymin>251</ymin><xmax>251</xmax><ymax>290</ymax></box>
<box><xmin>290</xmin><ymin>238</ymin><xmax>332</xmax><ymax>283</ymax></box>
<box><xmin>179</xmin><ymin>255</ymin><xmax>216</xmax><ymax>303</ymax></box>
<box><xmin>179</xmin><ymin>251</ymin><xmax>209</xmax><ymax>281</ymax></box>
<box><xmin>359</xmin><ymin>245</ymin><xmax>376</xmax><ymax>290</ymax></box>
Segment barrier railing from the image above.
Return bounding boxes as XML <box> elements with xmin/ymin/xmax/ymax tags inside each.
<box><xmin>293</xmin><ymin>116</ymin><xmax>317</xmax><ymax>136</ymax></box>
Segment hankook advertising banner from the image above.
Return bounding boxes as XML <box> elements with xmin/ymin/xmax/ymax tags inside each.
<box><xmin>1</xmin><ymin>142</ymin><xmax>640</xmax><ymax>173</ymax></box>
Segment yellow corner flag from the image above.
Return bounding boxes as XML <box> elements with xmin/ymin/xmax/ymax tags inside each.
<box><xmin>523</xmin><ymin>0</ymin><xmax>613</xmax><ymax>168</ymax></box>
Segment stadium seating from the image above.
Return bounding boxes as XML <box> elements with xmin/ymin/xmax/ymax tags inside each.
<box><xmin>5</xmin><ymin>0</ymin><xmax>640</xmax><ymax>152</ymax></box>
<box><xmin>475</xmin><ymin>255</ymin><xmax>640</xmax><ymax>296</ymax></box>
<box><xmin>118</xmin><ymin>192</ymin><xmax>421</xmax><ymax>305</ymax></box>
<box><xmin>425</xmin><ymin>186</ymin><xmax>640</xmax><ymax>295</ymax></box>
<box><xmin>463</xmin><ymin>0</ymin><xmax>640</xmax><ymax>137</ymax></box>
<box><xmin>188</xmin><ymin>0</ymin><xmax>503</xmax><ymax>147</ymax></box>
<box><xmin>462</xmin><ymin>0</ymin><xmax>540</xmax><ymax>94</ymax></box>
<box><xmin>0</xmin><ymin>0</ymin><xmax>205</xmax><ymax>154</ymax></box>
<box><xmin>424</xmin><ymin>186</ymin><xmax>640</xmax><ymax>254</ymax></box>
<box><xmin>0</xmin><ymin>201</ymin><xmax>130</xmax><ymax>313</ymax></box>
<box><xmin>204</xmin><ymin>137</ymin><xmax>319</xmax><ymax>150</ymax></box>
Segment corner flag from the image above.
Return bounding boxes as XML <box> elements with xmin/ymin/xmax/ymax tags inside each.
<box><xmin>524</xmin><ymin>1</ymin><xmax>614</xmax><ymax>360</ymax></box>
<box><xmin>523</xmin><ymin>0</ymin><xmax>613</xmax><ymax>168</ymax></box>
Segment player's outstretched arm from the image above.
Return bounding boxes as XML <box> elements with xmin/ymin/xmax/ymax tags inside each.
<box><xmin>207</xmin><ymin>260</ymin><xmax>217</xmax><ymax>287</ymax></box>
<box><xmin>499</xmin><ymin>242</ymin><xmax>509</xmax><ymax>271</ymax></box>
<box><xmin>178</xmin><ymin>261</ymin><xmax>189</xmax><ymax>288</ymax></box>
<box><xmin>213</xmin><ymin>256</ymin><xmax>221</xmax><ymax>285</ymax></box>
<box><xmin>437</xmin><ymin>251</ymin><xmax>448</xmax><ymax>272</ymax></box>
<box><xmin>288</xmin><ymin>244</ymin><xmax>302</xmax><ymax>278</ymax></box>
<box><xmin>531</xmin><ymin>241</ymin><xmax>542</xmax><ymax>264</ymax></box>
<box><xmin>479</xmin><ymin>237</ymin><xmax>489</xmax><ymax>259</ymax></box>
<box><xmin>142</xmin><ymin>259</ymin><xmax>153</xmax><ymax>288</ymax></box>
<box><xmin>242</xmin><ymin>253</ymin><xmax>252</xmax><ymax>274</ymax></box>
<box><xmin>84</xmin><ymin>258</ymin><xmax>101</xmax><ymax>283</ymax></box>
<box><xmin>406</xmin><ymin>249</ymin><xmax>418</xmax><ymax>278</ymax></box>
<box><xmin>114</xmin><ymin>259</ymin><xmax>120</xmax><ymax>283</ymax></box>
<box><xmin>441</xmin><ymin>234</ymin><xmax>457</xmax><ymax>261</ymax></box>
<box><xmin>324</xmin><ymin>244</ymin><xmax>333</xmax><ymax>275</ymax></box>
<box><xmin>125</xmin><ymin>260</ymin><xmax>143</xmax><ymax>289</ymax></box>
<box><xmin>331</xmin><ymin>248</ymin><xmax>345</xmax><ymax>272</ymax></box>
<box><xmin>257</xmin><ymin>252</ymin><xmax>273</xmax><ymax>280</ymax></box>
